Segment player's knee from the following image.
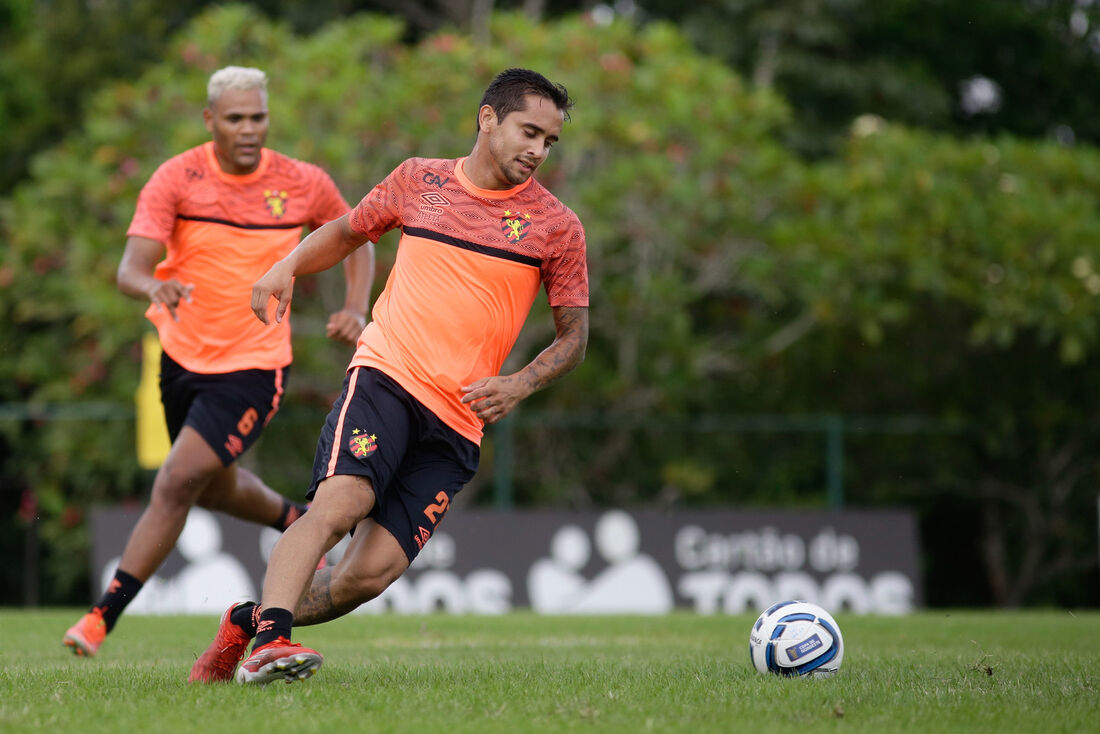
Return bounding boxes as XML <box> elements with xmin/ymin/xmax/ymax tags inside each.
<box><xmin>150</xmin><ymin>460</ymin><xmax>211</xmax><ymax>510</ymax></box>
<box><xmin>339</xmin><ymin>563</ymin><xmax>404</xmax><ymax>605</ymax></box>
<box><xmin>193</xmin><ymin>490</ymin><xmax>224</xmax><ymax>511</ymax></box>
<box><xmin>301</xmin><ymin>502</ymin><xmax>361</xmax><ymax>542</ymax></box>
<box><xmin>348</xmin><ymin>574</ymin><xmax>394</xmax><ymax>604</ymax></box>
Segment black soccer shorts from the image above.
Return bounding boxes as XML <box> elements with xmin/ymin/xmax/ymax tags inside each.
<box><xmin>307</xmin><ymin>366</ymin><xmax>479</xmax><ymax>563</ymax></box>
<box><xmin>159</xmin><ymin>350</ymin><xmax>288</xmax><ymax>467</ymax></box>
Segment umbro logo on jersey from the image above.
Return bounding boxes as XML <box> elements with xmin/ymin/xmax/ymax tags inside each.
<box><xmin>420</xmin><ymin>191</ymin><xmax>451</xmax><ymax>206</ymax></box>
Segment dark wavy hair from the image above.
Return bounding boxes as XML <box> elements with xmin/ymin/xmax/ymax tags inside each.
<box><xmin>476</xmin><ymin>68</ymin><xmax>574</xmax><ymax>132</ymax></box>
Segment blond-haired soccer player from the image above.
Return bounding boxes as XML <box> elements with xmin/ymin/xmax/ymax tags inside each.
<box><xmin>188</xmin><ymin>68</ymin><xmax>588</xmax><ymax>684</ymax></box>
<box><xmin>63</xmin><ymin>65</ymin><xmax>373</xmax><ymax>659</ymax></box>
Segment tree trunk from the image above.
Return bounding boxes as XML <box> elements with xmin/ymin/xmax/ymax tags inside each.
<box><xmin>471</xmin><ymin>0</ymin><xmax>494</xmax><ymax>44</ymax></box>
<box><xmin>523</xmin><ymin>0</ymin><xmax>545</xmax><ymax>20</ymax></box>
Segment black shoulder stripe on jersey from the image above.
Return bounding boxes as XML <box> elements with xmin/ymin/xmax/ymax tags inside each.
<box><xmin>403</xmin><ymin>226</ymin><xmax>541</xmax><ymax>267</ymax></box>
<box><xmin>177</xmin><ymin>214</ymin><xmax>306</xmax><ymax>230</ymax></box>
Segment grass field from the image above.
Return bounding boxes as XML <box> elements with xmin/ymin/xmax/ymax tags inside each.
<box><xmin>1</xmin><ymin>609</ymin><xmax>1096</xmax><ymax>733</ymax></box>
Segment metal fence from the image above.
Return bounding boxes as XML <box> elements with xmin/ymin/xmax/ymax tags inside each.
<box><xmin>1</xmin><ymin>401</ymin><xmax>956</xmax><ymax>509</ymax></box>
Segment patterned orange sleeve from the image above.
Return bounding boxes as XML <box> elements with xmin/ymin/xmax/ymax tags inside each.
<box><xmin>542</xmin><ymin>214</ymin><xmax>589</xmax><ymax>308</ymax></box>
<box><xmin>304</xmin><ymin>164</ymin><xmax>351</xmax><ymax>230</ymax></box>
<box><xmin>126</xmin><ymin>158</ymin><xmax>183</xmax><ymax>242</ymax></box>
<box><xmin>348</xmin><ymin>162</ymin><xmax>407</xmax><ymax>241</ymax></box>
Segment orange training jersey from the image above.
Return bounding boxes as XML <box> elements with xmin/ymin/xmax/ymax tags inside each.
<box><xmin>127</xmin><ymin>141</ymin><xmax>349</xmax><ymax>373</ymax></box>
<box><xmin>348</xmin><ymin>157</ymin><xmax>588</xmax><ymax>444</ymax></box>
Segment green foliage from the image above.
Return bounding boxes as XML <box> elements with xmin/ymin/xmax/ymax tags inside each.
<box><xmin>667</xmin><ymin>0</ymin><xmax>1100</xmax><ymax>156</ymax></box>
<box><xmin>769</xmin><ymin>124</ymin><xmax>1100</xmax><ymax>362</ymax></box>
<box><xmin>725</xmin><ymin>121</ymin><xmax>1100</xmax><ymax>605</ymax></box>
<box><xmin>0</xmin><ymin>0</ymin><xmax>217</xmax><ymax>192</ymax></box>
<box><xmin>6</xmin><ymin>0</ymin><xmax>1100</xmax><ymax>199</ymax></box>
<box><xmin>0</xmin><ymin>5</ymin><xmax>790</xmax><ymax>602</ymax></box>
<box><xmin>2</xmin><ymin>5</ymin><xmax>1099</xmax><ymax>607</ymax></box>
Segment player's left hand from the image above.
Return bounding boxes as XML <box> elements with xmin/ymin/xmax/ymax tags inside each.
<box><xmin>460</xmin><ymin>375</ymin><xmax>527</xmax><ymax>425</ymax></box>
<box><xmin>252</xmin><ymin>261</ymin><xmax>295</xmax><ymax>325</ymax></box>
<box><xmin>326</xmin><ymin>309</ymin><xmax>367</xmax><ymax>346</ymax></box>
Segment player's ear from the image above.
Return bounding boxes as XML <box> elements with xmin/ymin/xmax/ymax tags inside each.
<box><xmin>203</xmin><ymin>106</ymin><xmax>214</xmax><ymax>133</ymax></box>
<box><xmin>477</xmin><ymin>104</ymin><xmax>497</xmax><ymax>134</ymax></box>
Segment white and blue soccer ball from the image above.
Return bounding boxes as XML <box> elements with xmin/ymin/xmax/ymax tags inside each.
<box><xmin>748</xmin><ymin>600</ymin><xmax>844</xmax><ymax>677</ymax></box>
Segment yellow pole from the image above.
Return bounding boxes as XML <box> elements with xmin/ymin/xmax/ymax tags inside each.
<box><xmin>136</xmin><ymin>332</ymin><xmax>171</xmax><ymax>469</ymax></box>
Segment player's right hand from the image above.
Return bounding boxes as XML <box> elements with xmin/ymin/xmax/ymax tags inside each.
<box><xmin>148</xmin><ymin>278</ymin><xmax>193</xmax><ymax>322</ymax></box>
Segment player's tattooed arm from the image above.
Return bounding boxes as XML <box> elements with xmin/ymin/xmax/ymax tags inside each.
<box><xmin>461</xmin><ymin>306</ymin><xmax>588</xmax><ymax>424</ymax></box>
<box><xmin>521</xmin><ymin>306</ymin><xmax>589</xmax><ymax>394</ymax></box>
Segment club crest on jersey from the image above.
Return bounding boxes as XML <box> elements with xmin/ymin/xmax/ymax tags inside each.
<box><xmin>501</xmin><ymin>210</ymin><xmax>532</xmax><ymax>241</ymax></box>
<box><xmin>264</xmin><ymin>189</ymin><xmax>288</xmax><ymax>218</ymax></box>
<box><xmin>348</xmin><ymin>428</ymin><xmax>377</xmax><ymax>459</ymax></box>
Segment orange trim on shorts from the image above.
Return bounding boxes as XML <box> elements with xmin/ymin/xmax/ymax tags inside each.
<box><xmin>264</xmin><ymin>366</ymin><xmax>285</xmax><ymax>427</ymax></box>
<box><xmin>326</xmin><ymin>367</ymin><xmax>361</xmax><ymax>477</ymax></box>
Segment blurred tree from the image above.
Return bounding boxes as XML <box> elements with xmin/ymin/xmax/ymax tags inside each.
<box><xmin>2</xmin><ymin>5</ymin><xmax>1098</xmax><ymax>608</ymax></box>
<box><xmin>0</xmin><ymin>4</ymin><xmax>794</xmax><ymax>604</ymax></box>
<box><xmin>5</xmin><ymin>0</ymin><xmax>1099</xmax><ymax>193</ymax></box>
<box><xmin>646</xmin><ymin>0</ymin><xmax>1100</xmax><ymax>156</ymax></box>
<box><xmin>0</xmin><ymin>0</ymin><xmax>585</xmax><ymax>194</ymax></box>
<box><xmin>727</xmin><ymin>122</ymin><xmax>1100</xmax><ymax>606</ymax></box>
<box><xmin>0</xmin><ymin>0</ymin><xmax>215</xmax><ymax>192</ymax></box>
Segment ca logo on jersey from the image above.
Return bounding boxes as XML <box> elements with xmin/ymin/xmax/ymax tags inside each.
<box><xmin>422</xmin><ymin>172</ymin><xmax>450</xmax><ymax>188</ymax></box>
<box><xmin>264</xmin><ymin>189</ymin><xmax>288</xmax><ymax>218</ymax></box>
<box><xmin>501</xmin><ymin>210</ymin><xmax>532</xmax><ymax>241</ymax></box>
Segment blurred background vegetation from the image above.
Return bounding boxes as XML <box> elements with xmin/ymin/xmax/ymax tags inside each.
<box><xmin>2</xmin><ymin>0</ymin><xmax>1099</xmax><ymax>609</ymax></box>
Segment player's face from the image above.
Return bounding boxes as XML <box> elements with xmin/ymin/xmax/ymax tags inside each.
<box><xmin>204</xmin><ymin>87</ymin><xmax>269</xmax><ymax>175</ymax></box>
<box><xmin>484</xmin><ymin>94</ymin><xmax>564</xmax><ymax>188</ymax></box>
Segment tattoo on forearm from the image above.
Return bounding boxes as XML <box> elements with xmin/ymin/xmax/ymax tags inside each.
<box><xmin>524</xmin><ymin>307</ymin><xmax>588</xmax><ymax>393</ymax></box>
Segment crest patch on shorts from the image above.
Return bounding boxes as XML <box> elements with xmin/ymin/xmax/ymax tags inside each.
<box><xmin>348</xmin><ymin>428</ymin><xmax>378</xmax><ymax>459</ymax></box>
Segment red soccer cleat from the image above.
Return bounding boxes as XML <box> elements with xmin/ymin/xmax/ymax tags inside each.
<box><xmin>235</xmin><ymin>637</ymin><xmax>323</xmax><ymax>685</ymax></box>
<box><xmin>188</xmin><ymin>602</ymin><xmax>254</xmax><ymax>683</ymax></box>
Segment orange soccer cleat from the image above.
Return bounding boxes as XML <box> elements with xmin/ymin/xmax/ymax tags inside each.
<box><xmin>63</xmin><ymin>608</ymin><xmax>107</xmax><ymax>657</ymax></box>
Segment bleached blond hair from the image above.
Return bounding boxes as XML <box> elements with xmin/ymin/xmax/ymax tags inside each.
<box><xmin>207</xmin><ymin>66</ymin><xmax>267</xmax><ymax>106</ymax></box>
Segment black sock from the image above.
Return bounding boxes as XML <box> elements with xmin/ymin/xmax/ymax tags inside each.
<box><xmin>94</xmin><ymin>569</ymin><xmax>143</xmax><ymax>632</ymax></box>
<box><xmin>253</xmin><ymin>607</ymin><xmax>294</xmax><ymax>649</ymax></box>
<box><xmin>229</xmin><ymin>601</ymin><xmax>260</xmax><ymax>637</ymax></box>
<box><xmin>271</xmin><ymin>499</ymin><xmax>309</xmax><ymax>531</ymax></box>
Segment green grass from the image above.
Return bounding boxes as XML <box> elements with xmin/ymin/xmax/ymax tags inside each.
<box><xmin>1</xmin><ymin>609</ymin><xmax>1096</xmax><ymax>733</ymax></box>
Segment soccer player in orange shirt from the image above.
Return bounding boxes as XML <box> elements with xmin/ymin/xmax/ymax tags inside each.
<box><xmin>188</xmin><ymin>68</ymin><xmax>588</xmax><ymax>684</ymax></box>
<box><xmin>63</xmin><ymin>66</ymin><xmax>373</xmax><ymax>659</ymax></box>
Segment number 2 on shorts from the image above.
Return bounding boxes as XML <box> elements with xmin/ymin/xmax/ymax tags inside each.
<box><xmin>423</xmin><ymin>491</ymin><xmax>450</xmax><ymax>524</ymax></box>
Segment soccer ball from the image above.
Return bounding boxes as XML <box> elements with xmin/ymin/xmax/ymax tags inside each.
<box><xmin>748</xmin><ymin>600</ymin><xmax>844</xmax><ymax>677</ymax></box>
